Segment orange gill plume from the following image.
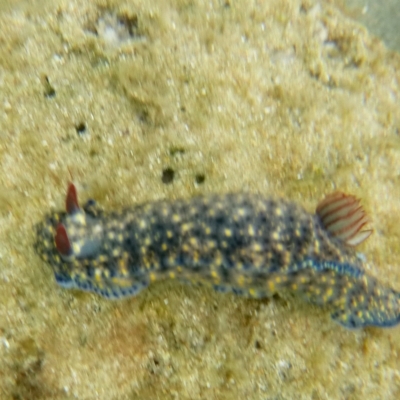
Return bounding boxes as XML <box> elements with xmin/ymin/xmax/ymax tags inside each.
<box><xmin>316</xmin><ymin>192</ymin><xmax>372</xmax><ymax>247</ymax></box>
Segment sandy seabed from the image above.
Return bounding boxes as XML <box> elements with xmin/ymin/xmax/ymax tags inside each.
<box><xmin>0</xmin><ymin>0</ymin><xmax>400</xmax><ymax>399</ymax></box>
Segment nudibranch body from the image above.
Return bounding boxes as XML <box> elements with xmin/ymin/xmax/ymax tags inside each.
<box><xmin>34</xmin><ymin>184</ymin><xmax>400</xmax><ymax>329</ymax></box>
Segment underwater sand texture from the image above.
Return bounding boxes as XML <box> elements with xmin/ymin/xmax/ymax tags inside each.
<box><xmin>0</xmin><ymin>0</ymin><xmax>400</xmax><ymax>399</ymax></box>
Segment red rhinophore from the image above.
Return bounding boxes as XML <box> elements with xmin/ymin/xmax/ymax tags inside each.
<box><xmin>55</xmin><ymin>223</ymin><xmax>73</xmax><ymax>256</ymax></box>
<box><xmin>316</xmin><ymin>191</ymin><xmax>372</xmax><ymax>247</ymax></box>
<box><xmin>66</xmin><ymin>182</ymin><xmax>79</xmax><ymax>214</ymax></box>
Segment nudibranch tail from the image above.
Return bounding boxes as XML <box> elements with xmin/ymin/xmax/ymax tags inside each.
<box><xmin>292</xmin><ymin>265</ymin><xmax>400</xmax><ymax>329</ymax></box>
<box><xmin>316</xmin><ymin>192</ymin><xmax>372</xmax><ymax>247</ymax></box>
<box><xmin>330</xmin><ymin>281</ymin><xmax>400</xmax><ymax>329</ymax></box>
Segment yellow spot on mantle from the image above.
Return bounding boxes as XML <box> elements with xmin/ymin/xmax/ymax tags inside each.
<box><xmin>224</xmin><ymin>228</ymin><xmax>232</xmax><ymax>237</ymax></box>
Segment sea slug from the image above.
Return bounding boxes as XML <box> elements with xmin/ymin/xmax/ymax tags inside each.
<box><xmin>34</xmin><ymin>184</ymin><xmax>400</xmax><ymax>329</ymax></box>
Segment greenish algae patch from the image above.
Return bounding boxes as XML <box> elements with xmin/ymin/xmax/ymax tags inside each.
<box><xmin>1</xmin><ymin>0</ymin><xmax>400</xmax><ymax>399</ymax></box>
